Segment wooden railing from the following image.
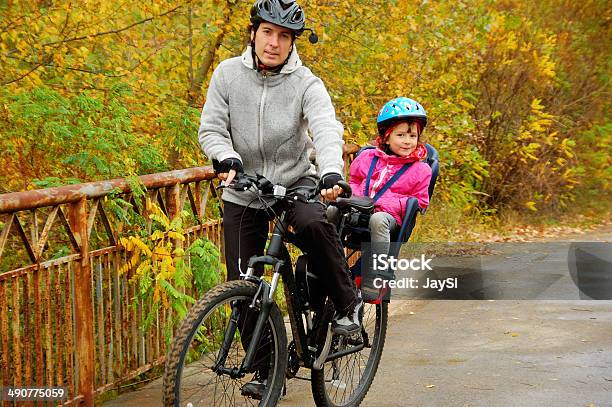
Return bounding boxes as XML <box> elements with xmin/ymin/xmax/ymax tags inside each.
<box><xmin>0</xmin><ymin>167</ymin><xmax>222</xmax><ymax>406</ymax></box>
<box><xmin>0</xmin><ymin>144</ymin><xmax>360</xmax><ymax>406</ymax></box>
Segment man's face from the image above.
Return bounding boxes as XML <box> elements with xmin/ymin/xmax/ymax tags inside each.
<box><xmin>252</xmin><ymin>22</ymin><xmax>293</xmax><ymax>67</ymax></box>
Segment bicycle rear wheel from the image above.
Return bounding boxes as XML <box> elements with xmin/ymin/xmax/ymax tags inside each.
<box><xmin>163</xmin><ymin>280</ymin><xmax>288</xmax><ymax>407</ymax></box>
<box><xmin>311</xmin><ymin>301</ymin><xmax>388</xmax><ymax>407</ymax></box>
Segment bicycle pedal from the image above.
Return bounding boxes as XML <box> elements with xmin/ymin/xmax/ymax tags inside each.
<box><xmin>345</xmin><ymin>334</ymin><xmax>364</xmax><ymax>346</ymax></box>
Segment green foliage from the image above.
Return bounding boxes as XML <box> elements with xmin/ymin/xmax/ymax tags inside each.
<box><xmin>106</xmin><ymin>195</ymin><xmax>138</xmax><ymax>227</ymax></box>
<box><xmin>0</xmin><ymin>86</ymin><xmax>168</xmax><ymax>191</ymax></box>
<box><xmin>572</xmin><ymin>121</ymin><xmax>612</xmax><ymax>201</ymax></box>
<box><xmin>125</xmin><ymin>175</ymin><xmax>147</xmax><ymax>200</ymax></box>
<box><xmin>32</xmin><ymin>177</ymin><xmax>83</xmax><ymax>188</ymax></box>
<box><xmin>190</xmin><ymin>238</ymin><xmax>224</xmax><ymax>294</ymax></box>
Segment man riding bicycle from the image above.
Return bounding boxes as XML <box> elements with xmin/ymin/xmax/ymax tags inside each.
<box><xmin>198</xmin><ymin>0</ymin><xmax>363</xmax><ymax>399</ymax></box>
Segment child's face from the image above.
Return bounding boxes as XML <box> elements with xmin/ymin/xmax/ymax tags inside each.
<box><xmin>386</xmin><ymin>122</ymin><xmax>419</xmax><ymax>156</ymax></box>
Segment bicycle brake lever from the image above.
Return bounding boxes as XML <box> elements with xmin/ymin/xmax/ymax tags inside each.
<box><xmin>230</xmin><ymin>176</ymin><xmax>255</xmax><ymax>191</ymax></box>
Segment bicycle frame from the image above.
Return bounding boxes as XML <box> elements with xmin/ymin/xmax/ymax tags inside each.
<box><xmin>213</xmin><ymin>204</ymin><xmax>359</xmax><ymax>379</ymax></box>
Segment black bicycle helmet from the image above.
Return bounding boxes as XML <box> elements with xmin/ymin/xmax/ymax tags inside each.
<box><xmin>250</xmin><ymin>0</ymin><xmax>305</xmax><ymax>36</ymax></box>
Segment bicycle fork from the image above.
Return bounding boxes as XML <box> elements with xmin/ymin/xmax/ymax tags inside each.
<box><xmin>212</xmin><ymin>303</ymin><xmax>242</xmax><ymax>377</ymax></box>
<box><xmin>240</xmin><ymin>280</ymin><xmax>274</xmax><ymax>372</ymax></box>
<box><xmin>213</xmin><ymin>264</ymin><xmax>283</xmax><ymax>377</ymax></box>
<box><xmin>238</xmin><ymin>213</ymin><xmax>286</xmax><ymax>372</ymax></box>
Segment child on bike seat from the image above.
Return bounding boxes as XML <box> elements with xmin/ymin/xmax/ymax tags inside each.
<box><xmin>349</xmin><ymin>97</ymin><xmax>432</xmax><ymax>258</ymax></box>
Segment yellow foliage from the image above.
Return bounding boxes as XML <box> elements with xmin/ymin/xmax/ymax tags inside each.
<box><xmin>135</xmin><ymin>259</ymin><xmax>152</xmax><ymax>277</ymax></box>
<box><xmin>459</xmin><ymin>100</ymin><xmax>475</xmax><ymax>109</ymax></box>
<box><xmin>150</xmin><ymin>213</ymin><xmax>170</xmax><ymax>229</ymax></box>
<box><xmin>530</xmin><ymin>98</ymin><xmax>544</xmax><ymax>112</ymax></box>
<box><xmin>504</xmin><ymin>31</ymin><xmax>518</xmax><ymax>51</ymax></box>
<box><xmin>132</xmin><ymin>237</ymin><xmax>153</xmax><ymax>257</ymax></box>
<box><xmin>151</xmin><ymin>230</ymin><xmax>165</xmax><ymax>241</ymax></box>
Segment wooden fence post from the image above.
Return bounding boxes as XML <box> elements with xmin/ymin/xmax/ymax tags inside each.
<box><xmin>70</xmin><ymin>198</ymin><xmax>95</xmax><ymax>406</ymax></box>
<box><xmin>165</xmin><ymin>183</ymin><xmax>180</xmax><ymax>220</ymax></box>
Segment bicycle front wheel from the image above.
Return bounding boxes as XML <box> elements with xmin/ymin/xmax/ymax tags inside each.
<box><xmin>311</xmin><ymin>301</ymin><xmax>388</xmax><ymax>407</ymax></box>
<box><xmin>163</xmin><ymin>280</ymin><xmax>288</xmax><ymax>407</ymax></box>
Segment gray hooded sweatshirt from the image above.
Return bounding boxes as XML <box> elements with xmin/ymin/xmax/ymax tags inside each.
<box><xmin>198</xmin><ymin>45</ymin><xmax>345</xmax><ymax>207</ymax></box>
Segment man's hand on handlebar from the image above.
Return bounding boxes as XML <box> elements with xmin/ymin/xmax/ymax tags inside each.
<box><xmin>213</xmin><ymin>158</ymin><xmax>243</xmax><ymax>186</ymax></box>
<box><xmin>320</xmin><ymin>173</ymin><xmax>352</xmax><ymax>202</ymax></box>
<box><xmin>321</xmin><ymin>185</ymin><xmax>343</xmax><ymax>201</ymax></box>
<box><xmin>219</xmin><ymin>169</ymin><xmax>237</xmax><ymax>186</ymax></box>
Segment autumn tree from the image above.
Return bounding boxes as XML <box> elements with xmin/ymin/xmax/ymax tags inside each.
<box><xmin>1</xmin><ymin>0</ymin><xmax>609</xmax><ymax>215</ymax></box>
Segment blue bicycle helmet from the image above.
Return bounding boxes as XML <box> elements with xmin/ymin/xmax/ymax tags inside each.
<box><xmin>376</xmin><ymin>97</ymin><xmax>428</xmax><ymax>136</ymax></box>
<box><xmin>250</xmin><ymin>0</ymin><xmax>305</xmax><ymax>36</ymax></box>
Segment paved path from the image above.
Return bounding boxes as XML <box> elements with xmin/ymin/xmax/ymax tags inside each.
<box><xmin>103</xmin><ymin>230</ymin><xmax>611</xmax><ymax>406</ymax></box>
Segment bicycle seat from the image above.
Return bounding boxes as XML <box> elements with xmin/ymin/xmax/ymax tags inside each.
<box><xmin>334</xmin><ymin>196</ymin><xmax>375</xmax><ymax>213</ymax></box>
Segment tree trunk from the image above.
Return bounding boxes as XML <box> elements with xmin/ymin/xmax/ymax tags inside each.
<box><xmin>187</xmin><ymin>0</ymin><xmax>236</xmax><ymax>107</ymax></box>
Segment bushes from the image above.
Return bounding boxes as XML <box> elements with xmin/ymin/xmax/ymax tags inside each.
<box><xmin>0</xmin><ymin>86</ymin><xmax>169</xmax><ymax>191</ymax></box>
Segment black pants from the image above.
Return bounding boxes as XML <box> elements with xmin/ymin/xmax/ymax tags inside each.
<box><xmin>223</xmin><ymin>178</ymin><xmax>357</xmax><ymax>372</ymax></box>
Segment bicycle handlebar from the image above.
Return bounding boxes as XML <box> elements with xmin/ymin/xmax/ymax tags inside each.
<box><xmin>336</xmin><ymin>180</ymin><xmax>352</xmax><ymax>197</ymax></box>
<box><xmin>221</xmin><ymin>173</ymin><xmax>352</xmax><ymax>202</ymax></box>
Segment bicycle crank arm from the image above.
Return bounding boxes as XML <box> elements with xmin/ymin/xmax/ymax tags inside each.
<box><xmin>312</xmin><ymin>323</ymin><xmax>333</xmax><ymax>370</ymax></box>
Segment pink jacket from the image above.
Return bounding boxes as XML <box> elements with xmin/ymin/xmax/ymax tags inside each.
<box><xmin>349</xmin><ymin>148</ymin><xmax>432</xmax><ymax>225</ymax></box>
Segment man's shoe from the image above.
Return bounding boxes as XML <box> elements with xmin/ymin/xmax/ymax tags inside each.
<box><xmin>332</xmin><ymin>299</ymin><xmax>363</xmax><ymax>335</ymax></box>
<box><xmin>241</xmin><ymin>370</ymin><xmax>267</xmax><ymax>400</ymax></box>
